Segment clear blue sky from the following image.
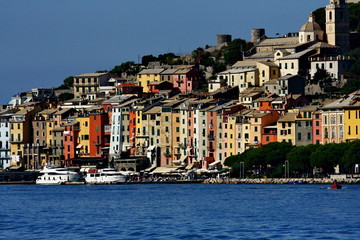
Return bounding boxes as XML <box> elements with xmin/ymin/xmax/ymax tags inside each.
<box><xmin>0</xmin><ymin>0</ymin><xmax>327</xmax><ymax>104</ymax></box>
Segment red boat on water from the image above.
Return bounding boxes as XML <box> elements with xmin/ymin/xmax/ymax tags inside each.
<box><xmin>331</xmin><ymin>181</ymin><xmax>342</xmax><ymax>189</ymax></box>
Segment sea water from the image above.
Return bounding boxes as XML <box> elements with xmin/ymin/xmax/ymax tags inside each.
<box><xmin>0</xmin><ymin>184</ymin><xmax>359</xmax><ymax>240</ymax></box>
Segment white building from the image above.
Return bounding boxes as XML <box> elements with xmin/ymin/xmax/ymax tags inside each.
<box><xmin>309</xmin><ymin>55</ymin><xmax>352</xmax><ymax>81</ymax></box>
<box><xmin>0</xmin><ymin>111</ymin><xmax>11</xmax><ymax>169</ymax></box>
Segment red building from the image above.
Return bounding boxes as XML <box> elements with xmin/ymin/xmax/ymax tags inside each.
<box><xmin>89</xmin><ymin>109</ymin><xmax>110</xmax><ymax>157</ymax></box>
<box><xmin>262</xmin><ymin>125</ymin><xmax>278</xmax><ymax>145</ymax></box>
<box><xmin>116</xmin><ymin>84</ymin><xmax>143</xmax><ymax>95</ymax></box>
<box><xmin>129</xmin><ymin>110</ymin><xmax>136</xmax><ymax>155</ymax></box>
<box><xmin>63</xmin><ymin>121</ymin><xmax>80</xmax><ymax>162</ymax></box>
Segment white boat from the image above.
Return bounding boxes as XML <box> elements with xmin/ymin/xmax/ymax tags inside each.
<box><xmin>85</xmin><ymin>168</ymin><xmax>128</xmax><ymax>184</ymax></box>
<box><xmin>36</xmin><ymin>166</ymin><xmax>83</xmax><ymax>185</ymax></box>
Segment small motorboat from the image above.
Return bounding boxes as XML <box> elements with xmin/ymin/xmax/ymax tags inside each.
<box><xmin>331</xmin><ymin>182</ymin><xmax>342</xmax><ymax>189</ymax></box>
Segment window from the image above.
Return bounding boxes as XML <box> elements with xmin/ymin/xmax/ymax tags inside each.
<box><xmin>298</xmin><ymin>133</ymin><xmax>302</xmax><ymax>140</ymax></box>
<box><xmin>332</xmin><ymin>128</ymin><xmax>336</xmax><ymax>139</ymax></box>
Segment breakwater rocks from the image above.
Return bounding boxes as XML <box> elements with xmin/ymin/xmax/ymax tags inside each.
<box><xmin>203</xmin><ymin>178</ymin><xmax>360</xmax><ymax>184</ymax></box>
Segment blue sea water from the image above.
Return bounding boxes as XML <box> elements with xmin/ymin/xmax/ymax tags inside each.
<box><xmin>0</xmin><ymin>184</ymin><xmax>360</xmax><ymax>240</ymax></box>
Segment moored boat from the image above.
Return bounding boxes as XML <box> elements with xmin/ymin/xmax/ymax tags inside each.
<box><xmin>85</xmin><ymin>168</ymin><xmax>128</xmax><ymax>184</ymax></box>
<box><xmin>36</xmin><ymin>165</ymin><xmax>83</xmax><ymax>185</ymax></box>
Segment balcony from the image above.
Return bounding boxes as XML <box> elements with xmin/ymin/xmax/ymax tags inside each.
<box><xmin>178</xmin><ymin>143</ymin><xmax>186</xmax><ymax>149</ymax></box>
<box><xmin>104</xmin><ymin>125</ymin><xmax>111</xmax><ymax>133</ymax></box>
<box><xmin>10</xmin><ymin>138</ymin><xmax>23</xmax><ymax>143</ymax></box>
<box><xmin>164</xmin><ymin>152</ymin><xmax>172</xmax><ymax>157</ymax></box>
<box><xmin>93</xmin><ymin>141</ymin><xmax>102</xmax><ymax>146</ymax></box>
<box><xmin>208</xmin><ymin>135</ymin><xmax>214</xmax><ymax>140</ymax></box>
<box><xmin>10</xmin><ymin>117</ymin><xmax>25</xmax><ymax>122</ymax></box>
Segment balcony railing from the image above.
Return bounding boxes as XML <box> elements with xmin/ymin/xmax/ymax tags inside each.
<box><xmin>178</xmin><ymin>143</ymin><xmax>186</xmax><ymax>148</ymax></box>
<box><xmin>10</xmin><ymin>138</ymin><xmax>23</xmax><ymax>143</ymax></box>
<box><xmin>104</xmin><ymin>125</ymin><xmax>111</xmax><ymax>133</ymax></box>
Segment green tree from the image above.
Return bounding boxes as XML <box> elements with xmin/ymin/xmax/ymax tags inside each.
<box><xmin>349</xmin><ymin>3</ymin><xmax>360</xmax><ymax>32</ymax></box>
<box><xmin>223</xmin><ymin>39</ymin><xmax>249</xmax><ymax>65</ymax></box>
<box><xmin>341</xmin><ymin>140</ymin><xmax>360</xmax><ymax>173</ymax></box>
<box><xmin>312</xmin><ymin>68</ymin><xmax>334</xmax><ymax>88</ymax></box>
<box><xmin>142</xmin><ymin>55</ymin><xmax>157</xmax><ymax>66</ymax></box>
<box><xmin>313</xmin><ymin>8</ymin><xmax>326</xmax><ymax>31</ymax></box>
<box><xmin>287</xmin><ymin>144</ymin><xmax>321</xmax><ymax>177</ymax></box>
<box><xmin>342</xmin><ymin>47</ymin><xmax>360</xmax><ymax>94</ymax></box>
<box><xmin>313</xmin><ymin>3</ymin><xmax>360</xmax><ymax>32</ymax></box>
<box><xmin>262</xmin><ymin>142</ymin><xmax>293</xmax><ymax>167</ymax></box>
<box><xmin>310</xmin><ymin>143</ymin><xmax>347</xmax><ymax>174</ymax></box>
<box><xmin>57</xmin><ymin>92</ymin><xmax>74</xmax><ymax>102</ymax></box>
<box><xmin>110</xmin><ymin>61</ymin><xmax>139</xmax><ymax>76</ymax></box>
<box><xmin>56</xmin><ymin>76</ymin><xmax>74</xmax><ymax>90</ymax></box>
<box><xmin>158</xmin><ymin>53</ymin><xmax>178</xmax><ymax>65</ymax></box>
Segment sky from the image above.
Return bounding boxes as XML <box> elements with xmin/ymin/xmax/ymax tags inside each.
<box><xmin>0</xmin><ymin>0</ymin><xmax>328</xmax><ymax>104</ymax></box>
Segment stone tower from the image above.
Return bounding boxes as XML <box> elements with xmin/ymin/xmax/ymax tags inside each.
<box><xmin>326</xmin><ymin>0</ymin><xmax>350</xmax><ymax>53</ymax></box>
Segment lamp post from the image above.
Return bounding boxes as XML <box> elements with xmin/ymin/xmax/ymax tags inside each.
<box><xmin>239</xmin><ymin>162</ymin><xmax>244</xmax><ymax>179</ymax></box>
<box><xmin>285</xmin><ymin>160</ymin><xmax>289</xmax><ymax>179</ymax></box>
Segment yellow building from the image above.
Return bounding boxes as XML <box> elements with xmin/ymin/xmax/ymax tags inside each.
<box><xmin>9</xmin><ymin>106</ymin><xmax>41</xmax><ymax>166</ymax></box>
<box><xmin>160</xmin><ymin>105</ymin><xmax>173</xmax><ymax>166</ymax></box>
<box><xmin>344</xmin><ymin>93</ymin><xmax>360</xmax><ymax>141</ymax></box>
<box><xmin>135</xmin><ymin>105</ymin><xmax>147</xmax><ymax>155</ymax></box>
<box><xmin>277</xmin><ymin>112</ymin><xmax>297</xmax><ymax>144</ymax></box>
<box><xmin>227</xmin><ymin>115</ymin><xmax>237</xmax><ymax>157</ymax></box>
<box><xmin>136</xmin><ymin>69</ymin><xmax>164</xmax><ymax>93</ymax></box>
<box><xmin>76</xmin><ymin>115</ymin><xmax>90</xmax><ymax>156</ymax></box>
<box><xmin>256</xmin><ymin>61</ymin><xmax>280</xmax><ymax>86</ymax></box>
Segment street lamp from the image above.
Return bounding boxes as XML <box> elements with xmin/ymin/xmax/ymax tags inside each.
<box><xmin>239</xmin><ymin>162</ymin><xmax>244</xmax><ymax>179</ymax></box>
<box><xmin>285</xmin><ymin>160</ymin><xmax>289</xmax><ymax>178</ymax></box>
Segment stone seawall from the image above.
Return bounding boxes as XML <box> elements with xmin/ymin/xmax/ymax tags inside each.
<box><xmin>203</xmin><ymin>178</ymin><xmax>360</xmax><ymax>184</ymax></box>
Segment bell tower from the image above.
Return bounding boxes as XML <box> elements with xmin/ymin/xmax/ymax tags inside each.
<box><xmin>326</xmin><ymin>0</ymin><xmax>350</xmax><ymax>53</ymax></box>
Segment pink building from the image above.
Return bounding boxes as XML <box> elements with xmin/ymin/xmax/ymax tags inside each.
<box><xmin>173</xmin><ymin>67</ymin><xmax>203</xmax><ymax>93</ymax></box>
<box><xmin>312</xmin><ymin>110</ymin><xmax>322</xmax><ymax>144</ymax></box>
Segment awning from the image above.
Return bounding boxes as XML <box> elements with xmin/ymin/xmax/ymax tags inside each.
<box><xmin>209</xmin><ymin>160</ymin><xmax>221</xmax><ymax>167</ymax></box>
<box><xmin>147</xmin><ymin>146</ymin><xmax>156</xmax><ymax>151</ymax></box>
<box><xmin>144</xmin><ymin>166</ymin><xmax>156</xmax><ymax>172</ymax></box>
<box><xmin>173</xmin><ymin>155</ymin><xmax>187</xmax><ymax>164</ymax></box>
<box><xmin>185</xmin><ymin>163</ymin><xmax>194</xmax><ymax>170</ymax></box>
<box><xmin>152</xmin><ymin>167</ymin><xmax>180</xmax><ymax>174</ymax></box>
<box><xmin>76</xmin><ymin>144</ymin><xmax>83</xmax><ymax>149</ymax></box>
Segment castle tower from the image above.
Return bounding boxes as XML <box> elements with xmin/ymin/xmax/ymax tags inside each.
<box><xmin>326</xmin><ymin>0</ymin><xmax>350</xmax><ymax>53</ymax></box>
<box><xmin>299</xmin><ymin>13</ymin><xmax>324</xmax><ymax>44</ymax></box>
